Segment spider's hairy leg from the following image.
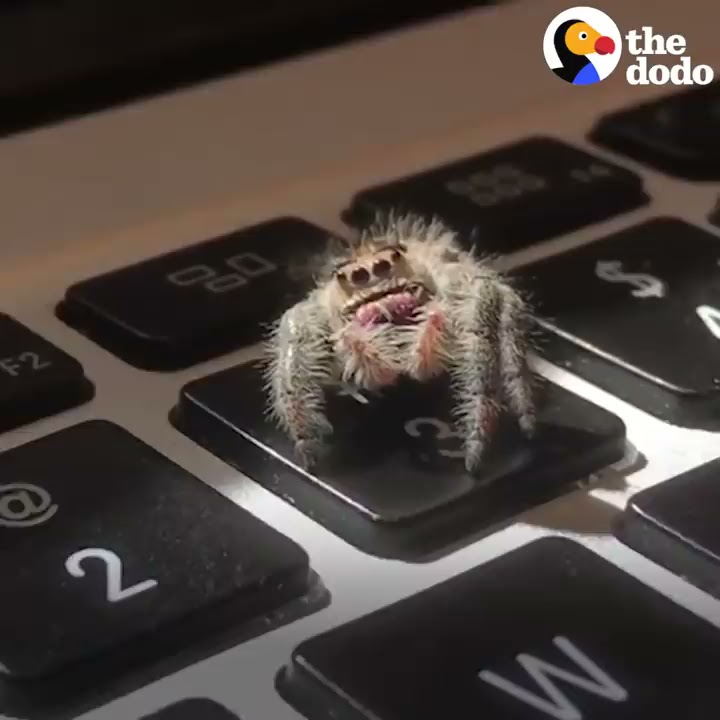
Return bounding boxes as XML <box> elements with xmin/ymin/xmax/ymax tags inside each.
<box><xmin>498</xmin><ymin>283</ymin><xmax>536</xmax><ymax>437</ymax></box>
<box><xmin>264</xmin><ymin>296</ymin><xmax>335</xmax><ymax>469</ymax></box>
<box><xmin>445</xmin><ymin>287</ymin><xmax>502</xmax><ymax>474</ymax></box>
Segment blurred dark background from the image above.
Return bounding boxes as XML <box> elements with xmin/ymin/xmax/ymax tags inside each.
<box><xmin>0</xmin><ymin>0</ymin><xmax>487</xmax><ymax>137</ymax></box>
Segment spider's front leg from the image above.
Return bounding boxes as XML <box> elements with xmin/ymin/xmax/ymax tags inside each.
<box><xmin>446</xmin><ymin>275</ymin><xmax>535</xmax><ymax>473</ymax></box>
<box><xmin>264</xmin><ymin>297</ymin><xmax>336</xmax><ymax>469</ymax></box>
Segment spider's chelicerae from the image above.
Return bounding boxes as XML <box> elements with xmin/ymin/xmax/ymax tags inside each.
<box><xmin>263</xmin><ymin>214</ymin><xmax>536</xmax><ymax>473</ymax></box>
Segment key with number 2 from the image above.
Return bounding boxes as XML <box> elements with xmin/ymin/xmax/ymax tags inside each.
<box><xmin>0</xmin><ymin>420</ymin><xmax>311</xmax><ymax>684</ymax></box>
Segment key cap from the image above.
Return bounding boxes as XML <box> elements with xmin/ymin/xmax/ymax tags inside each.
<box><xmin>591</xmin><ymin>81</ymin><xmax>720</xmax><ymax>180</ymax></box>
<box><xmin>141</xmin><ymin>698</ymin><xmax>241</xmax><ymax>719</ymax></box>
<box><xmin>172</xmin><ymin>363</ymin><xmax>625</xmax><ymax>560</ymax></box>
<box><xmin>0</xmin><ymin>313</ymin><xmax>93</xmax><ymax>432</ymax></box>
<box><xmin>344</xmin><ymin>136</ymin><xmax>648</xmax><ymax>253</ymax></box>
<box><xmin>615</xmin><ymin>457</ymin><xmax>720</xmax><ymax>601</ymax></box>
<box><xmin>279</xmin><ymin>537</ymin><xmax>720</xmax><ymax>719</ymax></box>
<box><xmin>0</xmin><ymin>420</ymin><xmax>310</xmax><ymax>681</ymax></box>
<box><xmin>516</xmin><ymin>217</ymin><xmax>720</xmax><ymax>428</ymax></box>
<box><xmin>57</xmin><ymin>217</ymin><xmax>337</xmax><ymax>370</ymax></box>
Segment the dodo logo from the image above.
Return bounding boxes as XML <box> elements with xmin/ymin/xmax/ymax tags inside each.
<box><xmin>543</xmin><ymin>7</ymin><xmax>621</xmax><ymax>85</ymax></box>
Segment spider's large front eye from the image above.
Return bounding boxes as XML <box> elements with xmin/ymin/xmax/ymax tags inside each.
<box><xmin>351</xmin><ymin>267</ymin><xmax>371</xmax><ymax>286</ymax></box>
<box><xmin>373</xmin><ymin>259</ymin><xmax>392</xmax><ymax>278</ymax></box>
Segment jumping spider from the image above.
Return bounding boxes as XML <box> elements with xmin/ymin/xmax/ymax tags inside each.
<box><xmin>263</xmin><ymin>213</ymin><xmax>536</xmax><ymax>473</ymax></box>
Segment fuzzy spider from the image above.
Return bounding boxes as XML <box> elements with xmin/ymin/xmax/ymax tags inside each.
<box><xmin>263</xmin><ymin>213</ymin><xmax>536</xmax><ymax>473</ymax></box>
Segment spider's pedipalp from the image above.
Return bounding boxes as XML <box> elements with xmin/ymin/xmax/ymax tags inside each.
<box><xmin>263</xmin><ymin>292</ymin><xmax>336</xmax><ymax>468</ymax></box>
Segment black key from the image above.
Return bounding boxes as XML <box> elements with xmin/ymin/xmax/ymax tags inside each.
<box><xmin>591</xmin><ymin>81</ymin><xmax>720</xmax><ymax>180</ymax></box>
<box><xmin>57</xmin><ymin>217</ymin><xmax>337</xmax><ymax>370</ymax></box>
<box><xmin>615</xmin><ymin>457</ymin><xmax>720</xmax><ymax>601</ymax></box>
<box><xmin>517</xmin><ymin>218</ymin><xmax>720</xmax><ymax>428</ymax></box>
<box><xmin>141</xmin><ymin>698</ymin><xmax>241</xmax><ymax>719</ymax></box>
<box><xmin>279</xmin><ymin>537</ymin><xmax>720</xmax><ymax>719</ymax></box>
<box><xmin>0</xmin><ymin>420</ymin><xmax>310</xmax><ymax>681</ymax></box>
<box><xmin>172</xmin><ymin>363</ymin><xmax>625</xmax><ymax>560</ymax></box>
<box><xmin>0</xmin><ymin>312</ymin><xmax>93</xmax><ymax>432</ymax></box>
<box><xmin>344</xmin><ymin>136</ymin><xmax>648</xmax><ymax>252</ymax></box>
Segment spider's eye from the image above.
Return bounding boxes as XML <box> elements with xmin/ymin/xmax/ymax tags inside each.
<box><xmin>391</xmin><ymin>249</ymin><xmax>404</xmax><ymax>261</ymax></box>
<box><xmin>579</xmin><ymin>31</ymin><xmax>588</xmax><ymax>40</ymax></box>
<box><xmin>335</xmin><ymin>270</ymin><xmax>346</xmax><ymax>282</ymax></box>
<box><xmin>373</xmin><ymin>259</ymin><xmax>392</xmax><ymax>278</ymax></box>
<box><xmin>351</xmin><ymin>267</ymin><xmax>371</xmax><ymax>286</ymax></box>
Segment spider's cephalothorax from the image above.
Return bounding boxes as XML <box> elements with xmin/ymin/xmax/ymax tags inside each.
<box><xmin>263</xmin><ymin>213</ymin><xmax>536</xmax><ymax>472</ymax></box>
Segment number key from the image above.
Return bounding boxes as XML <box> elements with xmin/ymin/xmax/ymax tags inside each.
<box><xmin>517</xmin><ymin>218</ymin><xmax>720</xmax><ymax>427</ymax></box>
<box><xmin>0</xmin><ymin>420</ymin><xmax>311</xmax><ymax>684</ymax></box>
<box><xmin>57</xmin><ymin>217</ymin><xmax>336</xmax><ymax>370</ymax></box>
<box><xmin>172</xmin><ymin>363</ymin><xmax>625</xmax><ymax>559</ymax></box>
<box><xmin>344</xmin><ymin>136</ymin><xmax>649</xmax><ymax>253</ymax></box>
<box><xmin>0</xmin><ymin>313</ymin><xmax>93</xmax><ymax>433</ymax></box>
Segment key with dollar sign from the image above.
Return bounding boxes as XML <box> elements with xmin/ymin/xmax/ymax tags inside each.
<box><xmin>594</xmin><ymin>260</ymin><xmax>667</xmax><ymax>298</ymax></box>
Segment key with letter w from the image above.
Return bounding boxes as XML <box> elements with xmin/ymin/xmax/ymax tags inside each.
<box><xmin>478</xmin><ymin>636</ymin><xmax>628</xmax><ymax>719</ymax></box>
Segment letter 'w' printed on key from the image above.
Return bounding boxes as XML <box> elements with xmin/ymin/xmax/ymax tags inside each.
<box><xmin>478</xmin><ymin>636</ymin><xmax>629</xmax><ymax>719</ymax></box>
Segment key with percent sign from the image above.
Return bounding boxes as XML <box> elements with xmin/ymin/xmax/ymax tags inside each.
<box><xmin>518</xmin><ymin>218</ymin><xmax>720</xmax><ymax>427</ymax></box>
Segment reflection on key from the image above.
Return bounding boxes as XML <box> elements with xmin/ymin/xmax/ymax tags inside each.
<box><xmin>517</xmin><ymin>217</ymin><xmax>720</xmax><ymax>427</ymax></box>
<box><xmin>173</xmin><ymin>363</ymin><xmax>626</xmax><ymax>559</ymax></box>
<box><xmin>345</xmin><ymin>136</ymin><xmax>648</xmax><ymax>253</ymax></box>
<box><xmin>616</xmin><ymin>456</ymin><xmax>720</xmax><ymax>602</ymax></box>
<box><xmin>141</xmin><ymin>698</ymin><xmax>241</xmax><ymax>719</ymax></box>
<box><xmin>279</xmin><ymin>538</ymin><xmax>720</xmax><ymax>719</ymax></box>
<box><xmin>57</xmin><ymin>217</ymin><xmax>337</xmax><ymax>370</ymax></box>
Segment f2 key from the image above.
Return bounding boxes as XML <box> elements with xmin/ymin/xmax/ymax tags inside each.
<box><xmin>0</xmin><ymin>313</ymin><xmax>93</xmax><ymax>433</ymax></box>
<box><xmin>0</xmin><ymin>420</ymin><xmax>311</xmax><ymax>683</ymax></box>
<box><xmin>518</xmin><ymin>218</ymin><xmax>720</xmax><ymax>427</ymax></box>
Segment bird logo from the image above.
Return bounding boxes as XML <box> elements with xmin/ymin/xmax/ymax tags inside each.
<box><xmin>543</xmin><ymin>7</ymin><xmax>622</xmax><ymax>85</ymax></box>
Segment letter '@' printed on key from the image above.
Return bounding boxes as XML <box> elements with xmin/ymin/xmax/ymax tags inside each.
<box><xmin>0</xmin><ymin>483</ymin><xmax>58</xmax><ymax>527</ymax></box>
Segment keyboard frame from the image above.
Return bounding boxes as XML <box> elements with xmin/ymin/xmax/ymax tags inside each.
<box><xmin>1</xmin><ymin>0</ymin><xmax>720</xmax><ymax>717</ymax></box>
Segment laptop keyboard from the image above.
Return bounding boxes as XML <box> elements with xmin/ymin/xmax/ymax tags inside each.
<box><xmin>2</xmin><ymin>76</ymin><xmax>720</xmax><ymax>718</ymax></box>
